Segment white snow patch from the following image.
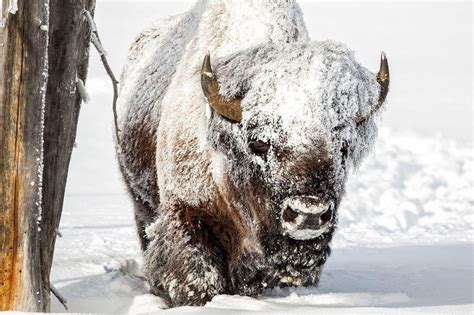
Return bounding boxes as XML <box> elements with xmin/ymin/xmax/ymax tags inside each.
<box><xmin>8</xmin><ymin>0</ymin><xmax>17</xmax><ymax>14</ymax></box>
<box><xmin>210</xmin><ymin>151</ymin><xmax>227</xmax><ymax>186</ymax></box>
<box><xmin>128</xmin><ymin>293</ymin><xmax>168</xmax><ymax>313</ymax></box>
<box><xmin>76</xmin><ymin>78</ymin><xmax>90</xmax><ymax>104</ymax></box>
<box><xmin>335</xmin><ymin>128</ymin><xmax>474</xmax><ymax>247</ymax></box>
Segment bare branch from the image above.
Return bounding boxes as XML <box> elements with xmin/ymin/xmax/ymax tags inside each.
<box><xmin>84</xmin><ymin>9</ymin><xmax>121</xmax><ymax>145</ymax></box>
<box><xmin>83</xmin><ymin>9</ymin><xmax>97</xmax><ymax>32</ymax></box>
<box><xmin>50</xmin><ymin>285</ymin><xmax>68</xmax><ymax>310</ymax></box>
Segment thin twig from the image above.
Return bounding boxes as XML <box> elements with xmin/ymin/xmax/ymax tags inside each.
<box><xmin>50</xmin><ymin>285</ymin><xmax>68</xmax><ymax>310</ymax></box>
<box><xmin>84</xmin><ymin>9</ymin><xmax>121</xmax><ymax>145</ymax></box>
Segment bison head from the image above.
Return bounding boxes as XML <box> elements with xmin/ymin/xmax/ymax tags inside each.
<box><xmin>203</xmin><ymin>41</ymin><xmax>389</xmax><ymax>238</ymax></box>
<box><xmin>201</xmin><ymin>41</ymin><xmax>389</xmax><ymax>288</ymax></box>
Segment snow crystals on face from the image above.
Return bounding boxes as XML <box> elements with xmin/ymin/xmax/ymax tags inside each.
<box><xmin>215</xmin><ymin>41</ymin><xmax>380</xmax><ymax>170</ymax></box>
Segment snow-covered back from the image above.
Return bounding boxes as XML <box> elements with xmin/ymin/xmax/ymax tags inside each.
<box><xmin>117</xmin><ymin>0</ymin><xmax>309</xmax><ymax>127</ymax></box>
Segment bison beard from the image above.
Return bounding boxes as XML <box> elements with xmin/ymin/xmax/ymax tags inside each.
<box><xmin>116</xmin><ymin>0</ymin><xmax>389</xmax><ymax>308</ymax></box>
<box><xmin>230</xmin><ymin>231</ymin><xmax>335</xmax><ymax>296</ymax></box>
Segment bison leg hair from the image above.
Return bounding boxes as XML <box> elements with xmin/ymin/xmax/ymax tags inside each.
<box><xmin>144</xmin><ymin>211</ymin><xmax>231</xmax><ymax>306</ymax></box>
<box><xmin>131</xmin><ymin>193</ymin><xmax>156</xmax><ymax>251</ymax></box>
<box><xmin>229</xmin><ymin>251</ymin><xmax>267</xmax><ymax>296</ymax></box>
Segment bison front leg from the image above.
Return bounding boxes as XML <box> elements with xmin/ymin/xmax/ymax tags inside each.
<box><xmin>143</xmin><ymin>211</ymin><xmax>230</xmax><ymax>306</ymax></box>
<box><xmin>230</xmin><ymin>251</ymin><xmax>268</xmax><ymax>296</ymax></box>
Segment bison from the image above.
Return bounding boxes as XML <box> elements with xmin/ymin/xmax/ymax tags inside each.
<box><xmin>116</xmin><ymin>0</ymin><xmax>389</xmax><ymax>307</ymax></box>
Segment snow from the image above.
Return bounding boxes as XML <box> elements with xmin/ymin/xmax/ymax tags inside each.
<box><xmin>336</xmin><ymin>128</ymin><xmax>473</xmax><ymax>246</ymax></box>
<box><xmin>8</xmin><ymin>0</ymin><xmax>17</xmax><ymax>14</ymax></box>
<box><xmin>14</xmin><ymin>1</ymin><xmax>470</xmax><ymax>314</ymax></box>
<box><xmin>76</xmin><ymin>78</ymin><xmax>89</xmax><ymax>104</ymax></box>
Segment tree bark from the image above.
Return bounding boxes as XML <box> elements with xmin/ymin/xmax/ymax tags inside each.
<box><xmin>0</xmin><ymin>0</ymin><xmax>96</xmax><ymax>311</ymax></box>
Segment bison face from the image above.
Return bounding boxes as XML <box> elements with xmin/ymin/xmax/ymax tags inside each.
<box><xmin>241</xmin><ymin>114</ymin><xmax>344</xmax><ymax>241</ymax></box>
<box><xmin>204</xmin><ymin>41</ymin><xmax>388</xmax><ymax>243</ymax></box>
<box><xmin>227</xmin><ymin>118</ymin><xmax>348</xmax><ymax>245</ymax></box>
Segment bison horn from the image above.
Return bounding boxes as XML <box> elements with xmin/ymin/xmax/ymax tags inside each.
<box><xmin>356</xmin><ymin>51</ymin><xmax>390</xmax><ymax>125</ymax></box>
<box><xmin>201</xmin><ymin>53</ymin><xmax>242</xmax><ymax>123</ymax></box>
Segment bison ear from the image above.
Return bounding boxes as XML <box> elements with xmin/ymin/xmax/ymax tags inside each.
<box><xmin>201</xmin><ymin>53</ymin><xmax>242</xmax><ymax>123</ymax></box>
<box><xmin>356</xmin><ymin>51</ymin><xmax>390</xmax><ymax>125</ymax></box>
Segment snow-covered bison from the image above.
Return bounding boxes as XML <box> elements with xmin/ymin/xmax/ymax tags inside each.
<box><xmin>116</xmin><ymin>0</ymin><xmax>389</xmax><ymax>307</ymax></box>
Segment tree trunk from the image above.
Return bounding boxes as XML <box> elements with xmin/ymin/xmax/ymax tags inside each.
<box><xmin>0</xmin><ymin>0</ymin><xmax>96</xmax><ymax>311</ymax></box>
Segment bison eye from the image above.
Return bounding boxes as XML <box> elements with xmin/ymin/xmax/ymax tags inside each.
<box><xmin>249</xmin><ymin>140</ymin><xmax>270</xmax><ymax>156</ymax></box>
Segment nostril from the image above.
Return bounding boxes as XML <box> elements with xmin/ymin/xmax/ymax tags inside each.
<box><xmin>282</xmin><ymin>206</ymin><xmax>299</xmax><ymax>223</ymax></box>
<box><xmin>319</xmin><ymin>208</ymin><xmax>333</xmax><ymax>226</ymax></box>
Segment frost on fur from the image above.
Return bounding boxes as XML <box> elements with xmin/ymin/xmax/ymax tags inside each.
<box><xmin>116</xmin><ymin>0</ymin><xmax>387</xmax><ymax>307</ymax></box>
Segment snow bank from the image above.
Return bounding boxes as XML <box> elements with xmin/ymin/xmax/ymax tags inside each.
<box><xmin>337</xmin><ymin>128</ymin><xmax>473</xmax><ymax>247</ymax></box>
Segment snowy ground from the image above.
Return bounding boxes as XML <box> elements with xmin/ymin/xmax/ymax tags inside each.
<box><xmin>44</xmin><ymin>1</ymin><xmax>473</xmax><ymax>314</ymax></box>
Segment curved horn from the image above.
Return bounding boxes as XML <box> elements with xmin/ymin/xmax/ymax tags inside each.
<box><xmin>356</xmin><ymin>51</ymin><xmax>390</xmax><ymax>124</ymax></box>
<box><xmin>201</xmin><ymin>53</ymin><xmax>242</xmax><ymax>123</ymax></box>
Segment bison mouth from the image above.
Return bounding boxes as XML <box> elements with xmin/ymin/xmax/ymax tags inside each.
<box><xmin>230</xmin><ymin>197</ymin><xmax>336</xmax><ymax>296</ymax></box>
<box><xmin>261</xmin><ymin>228</ymin><xmax>334</xmax><ymax>290</ymax></box>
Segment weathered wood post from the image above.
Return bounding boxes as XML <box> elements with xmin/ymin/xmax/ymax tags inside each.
<box><xmin>0</xmin><ymin>0</ymin><xmax>96</xmax><ymax>311</ymax></box>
